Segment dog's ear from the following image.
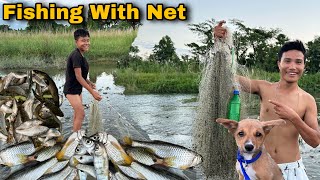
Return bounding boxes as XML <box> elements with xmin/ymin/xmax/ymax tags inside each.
<box><xmin>262</xmin><ymin>119</ymin><xmax>286</xmax><ymax>135</ymax></box>
<box><xmin>216</xmin><ymin>118</ymin><xmax>238</xmax><ymax>134</ymax></box>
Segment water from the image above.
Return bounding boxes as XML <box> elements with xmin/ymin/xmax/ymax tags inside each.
<box><xmin>0</xmin><ymin>69</ymin><xmax>319</xmax><ymax>179</ymax></box>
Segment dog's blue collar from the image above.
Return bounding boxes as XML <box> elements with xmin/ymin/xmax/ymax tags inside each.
<box><xmin>237</xmin><ymin>150</ymin><xmax>262</xmax><ymax>180</ymax></box>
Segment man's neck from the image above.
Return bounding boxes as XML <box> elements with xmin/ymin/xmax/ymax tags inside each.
<box><xmin>278</xmin><ymin>80</ymin><xmax>299</xmax><ymax>93</ymax></box>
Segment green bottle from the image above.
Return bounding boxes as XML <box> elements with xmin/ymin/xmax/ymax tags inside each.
<box><xmin>227</xmin><ymin>90</ymin><xmax>241</xmax><ymax>121</ymax></box>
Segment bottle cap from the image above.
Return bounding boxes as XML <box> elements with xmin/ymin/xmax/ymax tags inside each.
<box><xmin>233</xmin><ymin>90</ymin><xmax>240</xmax><ymax>95</ymax></box>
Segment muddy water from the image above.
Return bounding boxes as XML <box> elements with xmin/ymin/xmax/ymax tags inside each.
<box><xmin>0</xmin><ymin>69</ymin><xmax>319</xmax><ymax>179</ymax></box>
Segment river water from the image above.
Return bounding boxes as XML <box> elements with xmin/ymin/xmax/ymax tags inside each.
<box><xmin>0</xmin><ymin>68</ymin><xmax>319</xmax><ymax>179</ymax></box>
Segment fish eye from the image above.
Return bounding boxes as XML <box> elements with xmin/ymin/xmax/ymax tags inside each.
<box><xmin>255</xmin><ymin>132</ymin><xmax>262</xmax><ymax>137</ymax></box>
<box><xmin>75</xmin><ymin>148</ymin><xmax>80</xmax><ymax>152</ymax></box>
<box><xmin>79</xmin><ymin>156</ymin><xmax>83</xmax><ymax>160</ymax></box>
<box><xmin>86</xmin><ymin>139</ymin><xmax>91</xmax><ymax>144</ymax></box>
<box><xmin>238</xmin><ymin>131</ymin><xmax>245</xmax><ymax>137</ymax></box>
<box><xmin>95</xmin><ymin>146</ymin><xmax>99</xmax><ymax>151</ymax></box>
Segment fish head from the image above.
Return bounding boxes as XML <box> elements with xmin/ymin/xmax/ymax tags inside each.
<box><xmin>89</xmin><ymin>133</ymin><xmax>100</xmax><ymax>142</ymax></box>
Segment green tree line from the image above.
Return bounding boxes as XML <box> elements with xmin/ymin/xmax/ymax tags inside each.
<box><xmin>187</xmin><ymin>19</ymin><xmax>320</xmax><ymax>74</ymax></box>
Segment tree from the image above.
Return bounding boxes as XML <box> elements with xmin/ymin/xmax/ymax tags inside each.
<box><xmin>186</xmin><ymin>19</ymin><xmax>216</xmax><ymax>61</ymax></box>
<box><xmin>0</xmin><ymin>25</ymin><xmax>11</xmax><ymax>31</ymax></box>
<box><xmin>306</xmin><ymin>36</ymin><xmax>320</xmax><ymax>73</ymax></box>
<box><xmin>149</xmin><ymin>35</ymin><xmax>179</xmax><ymax>64</ymax></box>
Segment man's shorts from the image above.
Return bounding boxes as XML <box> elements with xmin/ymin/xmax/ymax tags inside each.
<box><xmin>278</xmin><ymin>158</ymin><xmax>309</xmax><ymax>180</ymax></box>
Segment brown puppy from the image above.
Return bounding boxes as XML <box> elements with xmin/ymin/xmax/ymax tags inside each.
<box><xmin>216</xmin><ymin>118</ymin><xmax>285</xmax><ymax>180</ymax></box>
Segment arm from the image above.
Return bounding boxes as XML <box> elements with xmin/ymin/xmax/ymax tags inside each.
<box><xmin>75</xmin><ymin>68</ymin><xmax>101</xmax><ymax>101</ymax></box>
<box><xmin>270</xmin><ymin>97</ymin><xmax>320</xmax><ymax>148</ymax></box>
<box><xmin>236</xmin><ymin>75</ymin><xmax>261</xmax><ymax>94</ymax></box>
<box><xmin>292</xmin><ymin>96</ymin><xmax>320</xmax><ymax>148</ymax></box>
<box><xmin>86</xmin><ymin>79</ymin><xmax>96</xmax><ymax>89</ymax></box>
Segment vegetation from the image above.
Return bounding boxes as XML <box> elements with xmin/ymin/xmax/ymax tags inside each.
<box><xmin>0</xmin><ymin>30</ymin><xmax>137</xmax><ymax>69</ymax></box>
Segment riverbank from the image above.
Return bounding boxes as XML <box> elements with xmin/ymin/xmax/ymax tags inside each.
<box><xmin>0</xmin><ymin>30</ymin><xmax>137</xmax><ymax>69</ymax></box>
<box><xmin>114</xmin><ymin>64</ymin><xmax>320</xmax><ymax>94</ymax></box>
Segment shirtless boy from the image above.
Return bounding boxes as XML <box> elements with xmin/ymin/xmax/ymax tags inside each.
<box><xmin>214</xmin><ymin>21</ymin><xmax>320</xmax><ymax>179</ymax></box>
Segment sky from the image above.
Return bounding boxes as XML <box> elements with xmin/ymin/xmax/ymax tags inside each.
<box><xmin>1</xmin><ymin>0</ymin><xmax>320</xmax><ymax>57</ymax></box>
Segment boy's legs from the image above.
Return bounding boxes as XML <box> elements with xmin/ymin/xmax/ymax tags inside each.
<box><xmin>66</xmin><ymin>94</ymin><xmax>84</xmax><ymax>132</ymax></box>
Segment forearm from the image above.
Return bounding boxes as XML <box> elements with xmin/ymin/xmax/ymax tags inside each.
<box><xmin>292</xmin><ymin>116</ymin><xmax>320</xmax><ymax>148</ymax></box>
<box><xmin>236</xmin><ymin>75</ymin><xmax>256</xmax><ymax>94</ymax></box>
<box><xmin>76</xmin><ymin>76</ymin><xmax>94</xmax><ymax>94</ymax></box>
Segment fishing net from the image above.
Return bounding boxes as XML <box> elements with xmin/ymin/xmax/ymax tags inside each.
<box><xmin>192</xmin><ymin>26</ymin><xmax>251</xmax><ymax>179</ymax></box>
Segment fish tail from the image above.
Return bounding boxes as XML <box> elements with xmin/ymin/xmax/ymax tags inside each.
<box><xmin>123</xmin><ymin>136</ymin><xmax>132</xmax><ymax>146</ymax></box>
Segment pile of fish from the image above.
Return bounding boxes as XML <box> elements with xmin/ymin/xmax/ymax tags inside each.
<box><xmin>0</xmin><ymin>70</ymin><xmax>202</xmax><ymax>179</ymax></box>
<box><xmin>0</xmin><ymin>70</ymin><xmax>63</xmax><ymax>145</ymax></box>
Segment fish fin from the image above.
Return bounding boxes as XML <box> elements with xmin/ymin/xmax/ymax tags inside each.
<box><xmin>123</xmin><ymin>136</ymin><xmax>132</xmax><ymax>146</ymax></box>
<box><xmin>56</xmin><ymin>147</ymin><xmax>67</xmax><ymax>161</ymax></box>
<box><xmin>56</xmin><ymin>135</ymin><xmax>64</xmax><ymax>142</ymax></box>
<box><xmin>162</xmin><ymin>157</ymin><xmax>176</xmax><ymax>167</ymax></box>
<box><xmin>17</xmin><ymin>154</ymin><xmax>29</xmax><ymax>164</ymax></box>
<box><xmin>56</xmin><ymin>138</ymin><xmax>74</xmax><ymax>160</ymax></box>
<box><xmin>72</xmin><ymin>156</ymin><xmax>80</xmax><ymax>166</ymax></box>
<box><xmin>121</xmin><ymin>151</ymin><xmax>133</xmax><ymax>165</ymax></box>
<box><xmin>27</xmin><ymin>155</ymin><xmax>36</xmax><ymax>162</ymax></box>
<box><xmin>179</xmin><ymin>165</ymin><xmax>189</xmax><ymax>170</ymax></box>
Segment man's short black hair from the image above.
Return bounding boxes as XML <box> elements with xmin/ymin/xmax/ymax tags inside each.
<box><xmin>278</xmin><ymin>40</ymin><xmax>306</xmax><ymax>62</ymax></box>
<box><xmin>74</xmin><ymin>29</ymin><xmax>90</xmax><ymax>40</ymax></box>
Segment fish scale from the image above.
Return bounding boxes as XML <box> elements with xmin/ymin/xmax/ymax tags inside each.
<box><xmin>6</xmin><ymin>157</ymin><xmax>58</xmax><ymax>180</ymax></box>
<box><xmin>0</xmin><ymin>141</ymin><xmax>36</xmax><ymax>166</ymax></box>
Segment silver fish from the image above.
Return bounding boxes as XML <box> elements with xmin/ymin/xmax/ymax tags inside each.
<box><xmin>55</xmin><ymin>130</ymin><xmax>85</xmax><ymax>160</ymax></box>
<box><xmin>39</xmin><ymin>165</ymin><xmax>73</xmax><ymax>180</ymax></box>
<box><xmin>0</xmin><ymin>141</ymin><xmax>36</xmax><ymax>167</ymax></box>
<box><xmin>22</xmin><ymin>97</ymin><xmax>34</xmax><ymax>119</ymax></box>
<box><xmin>15</xmin><ymin>125</ymin><xmax>49</xmax><ymax>137</ymax></box>
<box><xmin>65</xmin><ymin>168</ymin><xmax>78</xmax><ymax>180</ymax></box>
<box><xmin>29</xmin><ymin>144</ymin><xmax>61</xmax><ymax>162</ymax></box>
<box><xmin>72</xmin><ymin>155</ymin><xmax>94</xmax><ymax>165</ymax></box>
<box><xmin>40</xmin><ymin>128</ymin><xmax>61</xmax><ymax>142</ymax></box>
<box><xmin>0</xmin><ymin>112</ymin><xmax>8</xmax><ymax>135</ymax></box>
<box><xmin>124</xmin><ymin>137</ymin><xmax>202</xmax><ymax>170</ymax></box>
<box><xmin>105</xmin><ymin>140</ymin><xmax>132</xmax><ymax>165</ymax></box>
<box><xmin>112</xmin><ymin>172</ymin><xmax>132</xmax><ymax>180</ymax></box>
<box><xmin>74</xmin><ymin>143</ymin><xmax>88</xmax><ymax>155</ymax></box>
<box><xmin>7</xmin><ymin>157</ymin><xmax>58</xmax><ymax>180</ymax></box>
<box><xmin>81</xmin><ymin>136</ymin><xmax>95</xmax><ymax>155</ymax></box>
<box><xmin>15</xmin><ymin>120</ymin><xmax>43</xmax><ymax>130</ymax></box>
<box><xmin>130</xmin><ymin>162</ymin><xmax>171</xmax><ymax>180</ymax></box>
<box><xmin>43</xmin><ymin>139</ymin><xmax>56</xmax><ymax>147</ymax></box>
<box><xmin>76</xmin><ymin>164</ymin><xmax>97</xmax><ymax>178</ymax></box>
<box><xmin>32</xmin><ymin>70</ymin><xmax>60</xmax><ymax>107</ymax></box>
<box><xmin>44</xmin><ymin>160</ymin><xmax>69</xmax><ymax>174</ymax></box>
<box><xmin>126</xmin><ymin>147</ymin><xmax>163</xmax><ymax>166</ymax></box>
<box><xmin>117</xmin><ymin>165</ymin><xmax>146</xmax><ymax>179</ymax></box>
<box><xmin>0</xmin><ymin>131</ymin><xmax>7</xmax><ymax>142</ymax></box>
<box><xmin>93</xmin><ymin>143</ymin><xmax>109</xmax><ymax>180</ymax></box>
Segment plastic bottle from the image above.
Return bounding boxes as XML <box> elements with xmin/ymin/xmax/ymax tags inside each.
<box><xmin>227</xmin><ymin>90</ymin><xmax>241</xmax><ymax>121</ymax></box>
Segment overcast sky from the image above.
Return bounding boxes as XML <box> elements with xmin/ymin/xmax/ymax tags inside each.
<box><xmin>1</xmin><ymin>0</ymin><xmax>319</xmax><ymax>56</ymax></box>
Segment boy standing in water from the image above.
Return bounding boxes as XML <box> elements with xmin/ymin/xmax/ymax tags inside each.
<box><xmin>214</xmin><ymin>21</ymin><xmax>319</xmax><ymax>179</ymax></box>
<box><xmin>64</xmin><ymin>29</ymin><xmax>102</xmax><ymax>132</ymax></box>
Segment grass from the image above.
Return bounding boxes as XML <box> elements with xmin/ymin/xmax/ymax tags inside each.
<box><xmin>115</xmin><ymin>61</ymin><xmax>320</xmax><ymax>94</ymax></box>
<box><xmin>114</xmin><ymin>68</ymin><xmax>200</xmax><ymax>94</ymax></box>
<box><xmin>0</xmin><ymin>30</ymin><xmax>137</xmax><ymax>69</ymax></box>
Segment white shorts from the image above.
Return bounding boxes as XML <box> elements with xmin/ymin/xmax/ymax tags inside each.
<box><xmin>278</xmin><ymin>158</ymin><xmax>309</xmax><ymax>180</ymax></box>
